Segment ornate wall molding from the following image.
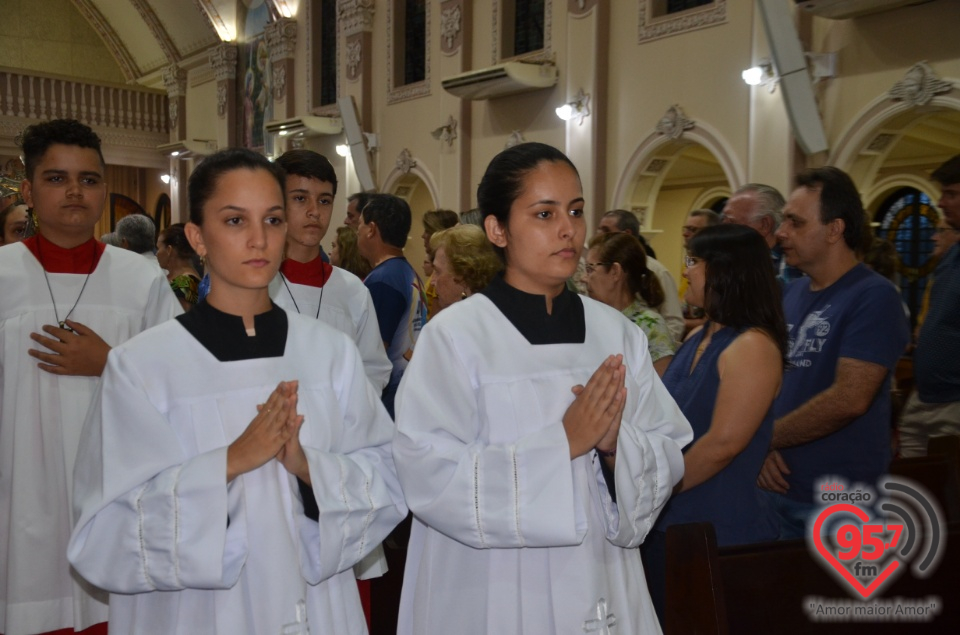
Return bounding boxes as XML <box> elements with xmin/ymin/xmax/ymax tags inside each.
<box><xmin>440</xmin><ymin>0</ymin><xmax>463</xmax><ymax>55</ymax></box>
<box><xmin>396</xmin><ymin>148</ymin><xmax>417</xmax><ymax>174</ymax></box>
<box><xmin>265</xmin><ymin>18</ymin><xmax>298</xmax><ymax>62</ymax></box>
<box><xmin>339</xmin><ymin>0</ymin><xmax>375</xmax><ymax>37</ymax></box>
<box><xmin>638</xmin><ymin>0</ymin><xmax>726</xmax><ymax>44</ymax></box>
<box><xmin>209</xmin><ymin>43</ymin><xmax>239</xmax><ymax>81</ymax></box>
<box><xmin>216</xmin><ymin>83</ymin><xmax>228</xmax><ymax>117</ymax></box>
<box><xmin>207</xmin><ymin>44</ymin><xmax>237</xmax><ymax>120</ymax></box>
<box><xmin>387</xmin><ymin>0</ymin><xmax>432</xmax><ymax>104</ymax></box>
<box><xmin>162</xmin><ymin>65</ymin><xmax>187</xmax><ymax>132</ymax></box>
<box><xmin>162</xmin><ymin>65</ymin><xmax>188</xmax><ymax>98</ymax></box>
<box><xmin>273</xmin><ymin>65</ymin><xmax>287</xmax><ymax>101</ymax></box>
<box><xmin>346</xmin><ymin>36</ymin><xmax>363</xmax><ymax>82</ymax></box>
<box><xmin>168</xmin><ymin>100</ymin><xmax>179</xmax><ymax>129</ymax></box>
<box><xmin>492</xmin><ymin>0</ymin><xmax>553</xmax><ymax>64</ymax></box>
<box><xmin>655</xmin><ymin>104</ymin><xmax>695</xmax><ymax>140</ymax></box>
<box><xmin>888</xmin><ymin>61</ymin><xmax>954</xmax><ymax>107</ymax></box>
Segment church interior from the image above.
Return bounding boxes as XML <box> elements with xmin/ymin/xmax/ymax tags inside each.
<box><xmin>2</xmin><ymin>1</ymin><xmax>960</xmax><ymax>633</ymax></box>
<box><xmin>2</xmin><ymin>0</ymin><xmax>958</xmax><ymax>293</ymax></box>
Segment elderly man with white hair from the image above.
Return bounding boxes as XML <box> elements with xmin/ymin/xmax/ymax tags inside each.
<box><xmin>722</xmin><ymin>183</ymin><xmax>802</xmax><ymax>282</ymax></box>
<box><xmin>115</xmin><ymin>213</ymin><xmax>161</xmax><ymax>269</ymax></box>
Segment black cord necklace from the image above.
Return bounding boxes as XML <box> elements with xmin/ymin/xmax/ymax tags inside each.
<box><xmin>37</xmin><ymin>237</ymin><xmax>96</xmax><ymax>332</ymax></box>
<box><xmin>279</xmin><ymin>260</ymin><xmax>328</xmax><ymax>319</ymax></box>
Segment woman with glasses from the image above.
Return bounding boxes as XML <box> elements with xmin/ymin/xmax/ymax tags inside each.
<box><xmin>583</xmin><ymin>232</ymin><xmax>676</xmax><ymax>376</ymax></box>
<box><xmin>640</xmin><ymin>223</ymin><xmax>787</xmax><ymax>627</ymax></box>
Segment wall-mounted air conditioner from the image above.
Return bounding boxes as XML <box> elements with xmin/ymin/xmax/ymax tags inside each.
<box><xmin>795</xmin><ymin>0</ymin><xmax>933</xmax><ymax>19</ymax></box>
<box><xmin>442</xmin><ymin>61</ymin><xmax>558</xmax><ymax>101</ymax></box>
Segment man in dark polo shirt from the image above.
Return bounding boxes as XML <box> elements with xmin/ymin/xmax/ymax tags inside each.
<box><xmin>898</xmin><ymin>154</ymin><xmax>960</xmax><ymax>456</ymax></box>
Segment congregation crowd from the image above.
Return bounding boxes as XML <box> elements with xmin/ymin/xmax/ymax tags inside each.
<box><xmin>0</xmin><ymin>117</ymin><xmax>957</xmax><ymax>634</ymax></box>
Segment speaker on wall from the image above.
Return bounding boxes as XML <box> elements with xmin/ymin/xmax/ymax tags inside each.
<box><xmin>757</xmin><ymin>0</ymin><xmax>829</xmax><ymax>155</ymax></box>
<box><xmin>337</xmin><ymin>96</ymin><xmax>377</xmax><ymax>192</ymax></box>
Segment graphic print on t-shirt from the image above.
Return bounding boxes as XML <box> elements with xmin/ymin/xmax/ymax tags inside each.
<box><xmin>788</xmin><ymin>305</ymin><xmax>832</xmax><ymax>362</ymax></box>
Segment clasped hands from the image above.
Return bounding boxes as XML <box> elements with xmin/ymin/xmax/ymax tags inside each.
<box><xmin>563</xmin><ymin>355</ymin><xmax>627</xmax><ymax>461</ymax></box>
<box><xmin>226</xmin><ymin>381</ymin><xmax>309</xmax><ymax>484</ymax></box>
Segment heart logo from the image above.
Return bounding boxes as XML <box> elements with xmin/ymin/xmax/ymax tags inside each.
<box><xmin>812</xmin><ymin>503</ymin><xmax>901</xmax><ymax>599</ymax></box>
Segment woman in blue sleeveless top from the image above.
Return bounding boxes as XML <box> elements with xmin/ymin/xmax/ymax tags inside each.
<box><xmin>641</xmin><ymin>224</ymin><xmax>788</xmax><ymax>626</ymax></box>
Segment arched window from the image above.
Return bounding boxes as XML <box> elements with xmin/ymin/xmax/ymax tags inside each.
<box><xmin>874</xmin><ymin>187</ymin><xmax>939</xmax><ymax>329</ymax></box>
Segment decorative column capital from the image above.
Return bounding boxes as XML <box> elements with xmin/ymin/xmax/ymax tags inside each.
<box><xmin>265</xmin><ymin>17</ymin><xmax>298</xmax><ymax>63</ymax></box>
<box><xmin>208</xmin><ymin>43</ymin><xmax>239</xmax><ymax>82</ymax></box>
<box><xmin>162</xmin><ymin>65</ymin><xmax>187</xmax><ymax>98</ymax></box>
<box><xmin>339</xmin><ymin>0</ymin><xmax>375</xmax><ymax>37</ymax></box>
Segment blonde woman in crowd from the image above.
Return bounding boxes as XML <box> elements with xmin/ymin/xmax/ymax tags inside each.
<box><xmin>428</xmin><ymin>224</ymin><xmax>501</xmax><ymax>313</ymax></box>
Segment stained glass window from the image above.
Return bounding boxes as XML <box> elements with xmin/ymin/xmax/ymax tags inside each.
<box><xmin>875</xmin><ymin>187</ymin><xmax>939</xmax><ymax>329</ymax></box>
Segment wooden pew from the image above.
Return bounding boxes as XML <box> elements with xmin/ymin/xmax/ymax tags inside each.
<box><xmin>665</xmin><ymin>437</ymin><xmax>960</xmax><ymax>633</ymax></box>
<box><xmin>665</xmin><ymin>522</ymin><xmax>960</xmax><ymax>634</ymax></box>
<box><xmin>889</xmin><ymin>434</ymin><xmax>960</xmax><ymax>522</ymax></box>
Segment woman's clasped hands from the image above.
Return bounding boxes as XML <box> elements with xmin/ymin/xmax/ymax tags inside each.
<box><xmin>226</xmin><ymin>380</ymin><xmax>309</xmax><ymax>483</ymax></box>
<box><xmin>563</xmin><ymin>354</ymin><xmax>627</xmax><ymax>460</ymax></box>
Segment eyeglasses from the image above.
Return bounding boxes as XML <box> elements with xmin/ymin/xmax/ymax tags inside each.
<box><xmin>933</xmin><ymin>227</ymin><xmax>960</xmax><ymax>235</ymax></box>
<box><xmin>584</xmin><ymin>262</ymin><xmax>609</xmax><ymax>275</ymax></box>
<box><xmin>684</xmin><ymin>255</ymin><xmax>702</xmax><ymax>268</ymax></box>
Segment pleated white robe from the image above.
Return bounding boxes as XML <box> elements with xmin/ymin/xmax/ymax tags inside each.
<box><xmin>270</xmin><ymin>266</ymin><xmax>392</xmax><ymax>579</ymax></box>
<box><xmin>68</xmin><ymin>313</ymin><xmax>407</xmax><ymax>635</ymax></box>
<box><xmin>270</xmin><ymin>267</ymin><xmax>392</xmax><ymax>392</ymax></box>
<box><xmin>0</xmin><ymin>242</ymin><xmax>180</xmax><ymax>635</ymax></box>
<box><xmin>393</xmin><ymin>295</ymin><xmax>692</xmax><ymax>635</ymax></box>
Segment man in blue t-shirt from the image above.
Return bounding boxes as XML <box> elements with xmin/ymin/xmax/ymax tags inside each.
<box><xmin>757</xmin><ymin>167</ymin><xmax>909</xmax><ymax>539</ymax></box>
<box><xmin>357</xmin><ymin>193</ymin><xmax>426</xmax><ymax>418</ymax></box>
<box><xmin>899</xmin><ymin>154</ymin><xmax>960</xmax><ymax>456</ymax></box>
